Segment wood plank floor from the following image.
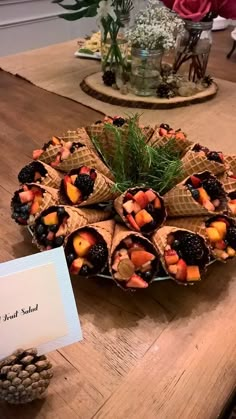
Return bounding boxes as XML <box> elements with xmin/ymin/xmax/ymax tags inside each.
<box><xmin>0</xmin><ymin>28</ymin><xmax>236</xmax><ymax>418</ymax></box>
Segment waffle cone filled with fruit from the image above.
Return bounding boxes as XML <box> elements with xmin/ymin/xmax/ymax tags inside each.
<box><xmin>18</xmin><ymin>161</ymin><xmax>62</xmax><ymax>189</ymax></box>
<box><xmin>65</xmin><ymin>219</ymin><xmax>115</xmax><ymax>277</ymax></box>
<box><xmin>59</xmin><ymin>128</ymin><xmax>97</xmax><ymax>152</ymax></box>
<box><xmin>218</xmin><ymin>155</ymin><xmax>236</xmax><ymax>194</ymax></box>
<box><xmin>147</xmin><ymin>124</ymin><xmax>192</xmax><ymax>156</ymax></box>
<box><xmin>114</xmin><ymin>187</ymin><xmax>166</xmax><ymax>235</ymax></box>
<box><xmin>11</xmin><ymin>183</ymin><xmax>59</xmax><ymax>226</ymax></box>
<box><xmin>181</xmin><ymin>144</ymin><xmax>225</xmax><ymax>180</ymax></box>
<box><xmin>59</xmin><ymin>166</ymin><xmax>117</xmax><ymax>207</ymax></box>
<box><xmin>110</xmin><ymin>224</ymin><xmax>159</xmax><ymax>290</ymax></box>
<box><xmin>164</xmin><ymin>171</ymin><xmax>227</xmax><ymax>217</ymax></box>
<box><xmin>152</xmin><ymin>226</ymin><xmax>210</xmax><ymax>285</ymax></box>
<box><xmin>32</xmin><ymin>205</ymin><xmax>111</xmax><ymax>251</ymax></box>
<box><xmin>32</xmin><ymin>136</ymin><xmax>63</xmax><ymax>165</ymax></box>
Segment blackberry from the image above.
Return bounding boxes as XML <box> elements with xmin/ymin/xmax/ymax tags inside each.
<box><xmin>202</xmin><ymin>178</ymin><xmax>224</xmax><ymax>200</ymax></box>
<box><xmin>66</xmin><ymin>253</ymin><xmax>75</xmax><ymax>266</ymax></box>
<box><xmin>142</xmin><ymin>271</ymin><xmax>152</xmax><ymax>282</ymax></box>
<box><xmin>207</xmin><ymin>151</ymin><xmax>223</xmax><ymax>164</ymax></box>
<box><xmin>49</xmin><ymin>224</ymin><xmax>58</xmax><ymax>233</ymax></box>
<box><xmin>87</xmin><ymin>243</ymin><xmax>108</xmax><ymax>267</ymax></box>
<box><xmin>18</xmin><ymin>161</ymin><xmax>47</xmax><ymax>184</ymax></box>
<box><xmin>36</xmin><ymin>223</ymin><xmax>45</xmax><ymax>236</ymax></box>
<box><xmin>74</xmin><ymin>174</ymin><xmax>94</xmax><ymax>197</ymax></box>
<box><xmin>54</xmin><ymin>236</ymin><xmax>64</xmax><ymax>247</ymax></box>
<box><xmin>57</xmin><ymin>207</ymin><xmax>66</xmax><ymax>217</ymax></box>
<box><xmin>70</xmin><ymin>142</ymin><xmax>84</xmax><ymax>153</ymax></box>
<box><xmin>160</xmin><ymin>123</ymin><xmax>170</xmax><ymax>130</ymax></box>
<box><xmin>79</xmin><ymin>265</ymin><xmax>90</xmax><ymax>276</ymax></box>
<box><xmin>176</xmin><ymin>232</ymin><xmax>204</xmax><ymax>265</ymax></box>
<box><xmin>42</xmin><ymin>140</ymin><xmax>52</xmax><ymax>151</ymax></box>
<box><xmin>192</xmin><ymin>143</ymin><xmax>202</xmax><ymax>152</ymax></box>
<box><xmin>156</xmin><ymin>83</ymin><xmax>174</xmax><ymax>99</ymax></box>
<box><xmin>190</xmin><ymin>188</ymin><xmax>200</xmax><ymax>201</ymax></box>
<box><xmin>225</xmin><ymin>227</ymin><xmax>236</xmax><ymax>249</ymax></box>
<box><xmin>113</xmin><ymin>117</ymin><xmax>126</xmax><ymax>127</ymax></box>
<box><xmin>102</xmin><ymin>70</ymin><xmax>116</xmax><ymax>87</ymax></box>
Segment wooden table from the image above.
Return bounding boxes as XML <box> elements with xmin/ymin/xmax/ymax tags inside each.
<box><xmin>0</xmin><ymin>71</ymin><xmax>235</xmax><ymax>419</ymax></box>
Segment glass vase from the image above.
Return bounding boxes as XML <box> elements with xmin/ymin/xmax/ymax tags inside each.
<box><xmin>131</xmin><ymin>48</ymin><xmax>163</xmax><ymax>97</ymax></box>
<box><xmin>101</xmin><ymin>15</ymin><xmax>130</xmax><ymax>87</ymax></box>
<box><xmin>173</xmin><ymin>20</ymin><xmax>213</xmax><ymax>82</ymax></box>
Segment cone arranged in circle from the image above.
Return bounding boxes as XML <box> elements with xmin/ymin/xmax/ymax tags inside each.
<box><xmin>110</xmin><ymin>223</ymin><xmax>159</xmax><ymax>289</ymax></box>
<box><xmin>32</xmin><ymin>205</ymin><xmax>111</xmax><ymax>251</ymax></box>
<box><xmin>181</xmin><ymin>146</ymin><xmax>226</xmax><ymax>180</ymax></box>
<box><xmin>114</xmin><ymin>187</ymin><xmax>166</xmax><ymax>235</ymax></box>
<box><xmin>64</xmin><ymin>219</ymin><xmax>115</xmax><ymax>276</ymax></box>
<box><xmin>0</xmin><ymin>348</ymin><xmax>53</xmax><ymax>404</ymax></box>
<box><xmin>147</xmin><ymin>127</ymin><xmax>192</xmax><ymax>156</ymax></box>
<box><xmin>59</xmin><ymin>168</ymin><xmax>118</xmax><ymax>207</ymax></box>
<box><xmin>18</xmin><ymin>161</ymin><xmax>62</xmax><ymax>189</ymax></box>
<box><xmin>55</xmin><ymin>144</ymin><xmax>114</xmax><ymax>180</ymax></box>
<box><xmin>164</xmin><ymin>172</ymin><xmax>227</xmax><ymax>217</ymax></box>
<box><xmin>152</xmin><ymin>226</ymin><xmax>210</xmax><ymax>285</ymax></box>
<box><xmin>59</xmin><ymin>128</ymin><xmax>98</xmax><ymax>154</ymax></box>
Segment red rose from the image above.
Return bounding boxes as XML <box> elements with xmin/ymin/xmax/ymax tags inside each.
<box><xmin>172</xmin><ymin>0</ymin><xmax>212</xmax><ymax>22</ymax></box>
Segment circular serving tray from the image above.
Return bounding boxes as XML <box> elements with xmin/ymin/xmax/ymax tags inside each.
<box><xmin>80</xmin><ymin>72</ymin><xmax>218</xmax><ymax>110</ymax></box>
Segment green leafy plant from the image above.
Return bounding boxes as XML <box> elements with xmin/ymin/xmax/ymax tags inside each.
<box><xmin>91</xmin><ymin>115</ymin><xmax>183</xmax><ymax>194</ymax></box>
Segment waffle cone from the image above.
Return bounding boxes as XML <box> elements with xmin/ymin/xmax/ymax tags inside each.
<box><xmin>27</xmin><ymin>183</ymin><xmax>59</xmax><ymax>222</ymax></box>
<box><xmin>59</xmin><ymin>128</ymin><xmax>98</xmax><ymax>154</ymax></box>
<box><xmin>181</xmin><ymin>148</ymin><xmax>225</xmax><ymax>179</ymax></box>
<box><xmin>147</xmin><ymin>128</ymin><xmax>193</xmax><ymax>155</ymax></box>
<box><xmin>164</xmin><ymin>173</ymin><xmax>227</xmax><ymax>217</ymax></box>
<box><xmin>110</xmin><ymin>223</ymin><xmax>158</xmax><ymax>281</ymax></box>
<box><xmin>37</xmin><ymin>144</ymin><xmax>62</xmax><ymax>165</ymax></box>
<box><xmin>218</xmin><ymin>173</ymin><xmax>236</xmax><ymax>194</ymax></box>
<box><xmin>152</xmin><ymin>226</ymin><xmax>209</xmax><ymax>284</ymax></box>
<box><xmin>60</xmin><ymin>170</ymin><xmax>118</xmax><ymax>206</ymax></box>
<box><xmin>224</xmin><ymin>155</ymin><xmax>236</xmax><ymax>173</ymax></box>
<box><xmin>57</xmin><ymin>145</ymin><xmax>114</xmax><ymax>180</ymax></box>
<box><xmin>38</xmin><ymin>162</ymin><xmax>62</xmax><ymax>188</ymax></box>
<box><xmin>166</xmin><ymin>217</ymin><xmax>207</xmax><ymax>237</ymax></box>
<box><xmin>114</xmin><ymin>188</ymin><xmax>166</xmax><ymax>232</ymax></box>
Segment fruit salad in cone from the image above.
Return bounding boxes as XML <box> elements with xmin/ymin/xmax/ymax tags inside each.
<box><xmin>181</xmin><ymin>143</ymin><xmax>226</xmax><ymax>179</ymax></box>
<box><xmin>11</xmin><ymin>184</ymin><xmax>58</xmax><ymax>225</ymax></box>
<box><xmin>114</xmin><ymin>187</ymin><xmax>166</xmax><ymax>235</ymax></box>
<box><xmin>147</xmin><ymin>123</ymin><xmax>191</xmax><ymax>156</ymax></box>
<box><xmin>33</xmin><ymin>136</ymin><xmax>63</xmax><ymax>164</ymax></box>
<box><xmin>204</xmin><ymin>215</ymin><xmax>236</xmax><ymax>261</ymax></box>
<box><xmin>65</xmin><ymin>220</ymin><xmax>115</xmax><ymax>277</ymax></box>
<box><xmin>59</xmin><ymin>166</ymin><xmax>116</xmax><ymax>206</ymax></box>
<box><xmin>227</xmin><ymin>191</ymin><xmax>236</xmax><ymax>216</ymax></box>
<box><xmin>18</xmin><ymin>161</ymin><xmax>62</xmax><ymax>189</ymax></box>
<box><xmin>111</xmin><ymin>225</ymin><xmax>159</xmax><ymax>290</ymax></box>
<box><xmin>32</xmin><ymin>205</ymin><xmax>111</xmax><ymax>251</ymax></box>
<box><xmin>152</xmin><ymin>226</ymin><xmax>210</xmax><ymax>285</ymax></box>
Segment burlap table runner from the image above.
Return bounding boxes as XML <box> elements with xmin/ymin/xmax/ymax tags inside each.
<box><xmin>1</xmin><ymin>39</ymin><xmax>236</xmax><ymax>152</ymax></box>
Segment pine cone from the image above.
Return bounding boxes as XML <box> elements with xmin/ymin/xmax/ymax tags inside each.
<box><xmin>156</xmin><ymin>83</ymin><xmax>174</xmax><ymax>99</ymax></box>
<box><xmin>102</xmin><ymin>70</ymin><xmax>116</xmax><ymax>87</ymax></box>
<box><xmin>0</xmin><ymin>348</ymin><xmax>53</xmax><ymax>404</ymax></box>
<box><xmin>202</xmin><ymin>75</ymin><xmax>214</xmax><ymax>87</ymax></box>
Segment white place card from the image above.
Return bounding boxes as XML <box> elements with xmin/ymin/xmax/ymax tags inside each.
<box><xmin>0</xmin><ymin>247</ymin><xmax>82</xmax><ymax>360</ymax></box>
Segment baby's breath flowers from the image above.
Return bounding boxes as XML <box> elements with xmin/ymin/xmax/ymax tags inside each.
<box><xmin>128</xmin><ymin>0</ymin><xmax>184</xmax><ymax>51</ymax></box>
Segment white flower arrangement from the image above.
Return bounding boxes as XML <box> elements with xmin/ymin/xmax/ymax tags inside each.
<box><xmin>129</xmin><ymin>0</ymin><xmax>184</xmax><ymax>51</ymax></box>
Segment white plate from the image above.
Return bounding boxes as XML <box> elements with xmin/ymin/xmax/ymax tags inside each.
<box><xmin>74</xmin><ymin>51</ymin><xmax>101</xmax><ymax>60</ymax></box>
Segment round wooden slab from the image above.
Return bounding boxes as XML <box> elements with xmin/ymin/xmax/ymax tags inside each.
<box><xmin>81</xmin><ymin>72</ymin><xmax>218</xmax><ymax>109</ymax></box>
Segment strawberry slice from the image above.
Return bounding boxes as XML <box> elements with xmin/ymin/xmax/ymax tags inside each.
<box><xmin>51</xmin><ymin>154</ymin><xmax>61</xmax><ymax>167</ymax></box>
<box><xmin>159</xmin><ymin>128</ymin><xmax>168</xmax><ymax>136</ymax></box>
<box><xmin>126</xmin><ymin>214</ymin><xmax>141</xmax><ymax>231</ymax></box>
<box><xmin>126</xmin><ymin>274</ymin><xmax>148</xmax><ymax>289</ymax></box>
<box><xmin>79</xmin><ymin>166</ymin><xmax>91</xmax><ymax>175</ymax></box>
<box><xmin>19</xmin><ymin>190</ymin><xmax>34</xmax><ymax>204</ymax></box>
<box><xmin>125</xmin><ymin>192</ymin><xmax>134</xmax><ymax>201</ymax></box>
<box><xmin>33</xmin><ymin>149</ymin><xmax>44</xmax><ymax>160</ymax></box>
<box><xmin>190</xmin><ymin>175</ymin><xmax>201</xmax><ymax>188</ymax></box>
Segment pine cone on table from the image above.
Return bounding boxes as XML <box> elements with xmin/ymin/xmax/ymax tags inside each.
<box><xmin>0</xmin><ymin>348</ymin><xmax>53</xmax><ymax>404</ymax></box>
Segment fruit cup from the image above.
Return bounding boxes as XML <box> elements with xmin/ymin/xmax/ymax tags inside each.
<box><xmin>180</xmin><ymin>143</ymin><xmax>225</xmax><ymax>181</ymax></box>
<box><xmin>32</xmin><ymin>205</ymin><xmax>111</xmax><ymax>251</ymax></box>
<box><xmin>11</xmin><ymin>184</ymin><xmax>58</xmax><ymax>226</ymax></box>
<box><xmin>166</xmin><ymin>215</ymin><xmax>236</xmax><ymax>262</ymax></box>
<box><xmin>110</xmin><ymin>224</ymin><xmax>159</xmax><ymax>290</ymax></box>
<box><xmin>18</xmin><ymin>161</ymin><xmax>62</xmax><ymax>189</ymax></box>
<box><xmin>64</xmin><ymin>220</ymin><xmax>115</xmax><ymax>277</ymax></box>
<box><xmin>147</xmin><ymin>123</ymin><xmax>191</xmax><ymax>156</ymax></box>
<box><xmin>59</xmin><ymin>167</ymin><xmax>117</xmax><ymax>207</ymax></box>
<box><xmin>164</xmin><ymin>171</ymin><xmax>227</xmax><ymax>217</ymax></box>
<box><xmin>114</xmin><ymin>187</ymin><xmax>167</xmax><ymax>235</ymax></box>
<box><xmin>152</xmin><ymin>226</ymin><xmax>210</xmax><ymax>285</ymax></box>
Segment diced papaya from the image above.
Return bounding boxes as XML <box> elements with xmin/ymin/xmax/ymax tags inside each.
<box><xmin>135</xmin><ymin>209</ymin><xmax>153</xmax><ymax>228</ymax></box>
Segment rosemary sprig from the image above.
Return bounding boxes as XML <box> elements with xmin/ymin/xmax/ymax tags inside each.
<box><xmin>91</xmin><ymin>115</ymin><xmax>183</xmax><ymax>194</ymax></box>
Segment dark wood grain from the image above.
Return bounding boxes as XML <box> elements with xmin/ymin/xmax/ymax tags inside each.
<box><xmin>0</xmin><ymin>65</ymin><xmax>235</xmax><ymax>419</ymax></box>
